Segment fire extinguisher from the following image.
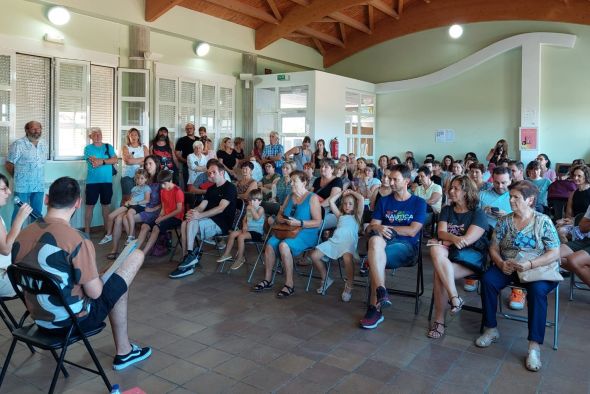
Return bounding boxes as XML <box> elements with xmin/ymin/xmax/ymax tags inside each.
<box><xmin>330</xmin><ymin>137</ymin><xmax>339</xmax><ymax>159</ymax></box>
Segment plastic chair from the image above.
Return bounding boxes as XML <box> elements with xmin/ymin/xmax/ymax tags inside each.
<box><xmin>0</xmin><ymin>265</ymin><xmax>112</xmax><ymax>394</ymax></box>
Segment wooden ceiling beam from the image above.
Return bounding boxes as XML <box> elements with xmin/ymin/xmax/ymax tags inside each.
<box><xmin>266</xmin><ymin>0</ymin><xmax>282</xmax><ymax>21</ymax></box>
<box><xmin>145</xmin><ymin>0</ymin><xmax>184</xmax><ymax>22</ymax></box>
<box><xmin>297</xmin><ymin>26</ymin><xmax>345</xmax><ymax>47</ymax></box>
<box><xmin>339</xmin><ymin>22</ymin><xmax>347</xmax><ymax>45</ymax></box>
<box><xmin>287</xmin><ymin>32</ymin><xmax>309</xmax><ymax>38</ymax></box>
<box><xmin>370</xmin><ymin>0</ymin><xmax>400</xmax><ymax>19</ymax></box>
<box><xmin>289</xmin><ymin>0</ymin><xmax>310</xmax><ymax>5</ymax></box>
<box><xmin>312</xmin><ymin>37</ymin><xmax>326</xmax><ymax>55</ymax></box>
<box><xmin>329</xmin><ymin>11</ymin><xmax>371</xmax><ymax>34</ymax></box>
<box><xmin>256</xmin><ymin>0</ymin><xmax>367</xmax><ymax>49</ymax></box>
<box><xmin>323</xmin><ymin>0</ymin><xmax>590</xmax><ymax>67</ymax></box>
<box><xmin>202</xmin><ymin>0</ymin><xmax>279</xmax><ymax>24</ymax></box>
<box><xmin>368</xmin><ymin>5</ymin><xmax>374</xmax><ymax>32</ymax></box>
<box><xmin>398</xmin><ymin>0</ymin><xmax>404</xmax><ymax>15</ymax></box>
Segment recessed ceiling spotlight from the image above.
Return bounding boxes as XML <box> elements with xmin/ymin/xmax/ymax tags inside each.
<box><xmin>47</xmin><ymin>6</ymin><xmax>71</xmax><ymax>26</ymax></box>
<box><xmin>449</xmin><ymin>24</ymin><xmax>463</xmax><ymax>39</ymax></box>
<box><xmin>195</xmin><ymin>42</ymin><xmax>210</xmax><ymax>57</ymax></box>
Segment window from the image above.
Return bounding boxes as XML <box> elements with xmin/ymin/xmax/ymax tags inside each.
<box><xmin>0</xmin><ymin>52</ymin><xmax>115</xmax><ymax>160</ymax></box>
<box><xmin>154</xmin><ymin>73</ymin><xmax>234</xmax><ymax>150</ymax></box>
<box><xmin>255</xmin><ymin>85</ymin><xmax>309</xmax><ymax>151</ymax></box>
<box><xmin>345</xmin><ymin>91</ymin><xmax>375</xmax><ymax>161</ymax></box>
<box><xmin>118</xmin><ymin>69</ymin><xmax>149</xmax><ymax>148</ymax></box>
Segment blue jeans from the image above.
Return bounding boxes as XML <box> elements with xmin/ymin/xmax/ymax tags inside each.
<box><xmin>12</xmin><ymin>191</ymin><xmax>43</xmax><ymax>225</ymax></box>
<box><xmin>481</xmin><ymin>265</ymin><xmax>557</xmax><ymax>344</ymax></box>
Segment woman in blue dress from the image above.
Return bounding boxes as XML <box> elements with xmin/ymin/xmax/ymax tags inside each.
<box><xmin>252</xmin><ymin>170</ymin><xmax>322</xmax><ymax>298</ymax></box>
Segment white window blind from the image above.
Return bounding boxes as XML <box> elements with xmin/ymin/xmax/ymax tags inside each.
<box><xmin>218</xmin><ymin>86</ymin><xmax>233</xmax><ymax>140</ymax></box>
<box><xmin>0</xmin><ymin>54</ymin><xmax>13</xmax><ymax>157</ymax></box>
<box><xmin>200</xmin><ymin>83</ymin><xmax>216</xmax><ymax>135</ymax></box>
<box><xmin>118</xmin><ymin>69</ymin><xmax>149</xmax><ymax>148</ymax></box>
<box><xmin>156</xmin><ymin>76</ymin><xmax>178</xmax><ymax>141</ymax></box>
<box><xmin>15</xmin><ymin>54</ymin><xmax>51</xmax><ymax>157</ymax></box>
<box><xmin>179</xmin><ymin>79</ymin><xmax>198</xmax><ymax>128</ymax></box>
<box><xmin>344</xmin><ymin>90</ymin><xmax>375</xmax><ymax>161</ymax></box>
<box><xmin>54</xmin><ymin>59</ymin><xmax>90</xmax><ymax>159</ymax></box>
<box><xmin>90</xmin><ymin>65</ymin><xmax>115</xmax><ymax>146</ymax></box>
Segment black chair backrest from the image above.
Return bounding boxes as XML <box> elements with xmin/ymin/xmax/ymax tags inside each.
<box><xmin>7</xmin><ymin>265</ymin><xmax>77</xmax><ymax>320</ymax></box>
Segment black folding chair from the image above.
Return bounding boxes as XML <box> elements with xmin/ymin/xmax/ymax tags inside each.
<box><xmin>568</xmin><ymin>213</ymin><xmax>590</xmax><ymax>300</ymax></box>
<box><xmin>362</xmin><ymin>231</ymin><xmax>425</xmax><ymax>315</ymax></box>
<box><xmin>216</xmin><ymin>200</ymin><xmax>247</xmax><ymax>272</ymax></box>
<box><xmin>0</xmin><ymin>295</ymin><xmax>35</xmax><ymax>354</ymax></box>
<box><xmin>0</xmin><ymin>265</ymin><xmax>112</xmax><ymax>394</ymax></box>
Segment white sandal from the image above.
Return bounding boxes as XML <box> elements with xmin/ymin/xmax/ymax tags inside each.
<box><xmin>526</xmin><ymin>348</ymin><xmax>542</xmax><ymax>372</ymax></box>
<box><xmin>475</xmin><ymin>328</ymin><xmax>500</xmax><ymax>348</ymax></box>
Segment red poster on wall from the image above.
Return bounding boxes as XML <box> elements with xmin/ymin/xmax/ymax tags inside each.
<box><xmin>519</xmin><ymin>127</ymin><xmax>538</xmax><ymax>151</ymax></box>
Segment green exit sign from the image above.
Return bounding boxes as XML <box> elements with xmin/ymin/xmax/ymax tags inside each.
<box><xmin>277</xmin><ymin>74</ymin><xmax>290</xmax><ymax>81</ymax></box>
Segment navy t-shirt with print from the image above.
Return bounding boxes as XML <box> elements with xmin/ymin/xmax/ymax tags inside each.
<box><xmin>372</xmin><ymin>194</ymin><xmax>427</xmax><ymax>247</ymax></box>
<box><xmin>439</xmin><ymin>206</ymin><xmax>489</xmax><ymax>251</ymax></box>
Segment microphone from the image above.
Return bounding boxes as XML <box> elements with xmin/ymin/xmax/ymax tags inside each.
<box><xmin>14</xmin><ymin>197</ymin><xmax>42</xmax><ymax>221</ymax></box>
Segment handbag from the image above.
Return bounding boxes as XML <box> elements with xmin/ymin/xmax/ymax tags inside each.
<box><xmin>105</xmin><ymin>143</ymin><xmax>118</xmax><ymax>176</ymax></box>
<box><xmin>272</xmin><ymin>223</ymin><xmax>301</xmax><ymax>240</ymax></box>
<box><xmin>516</xmin><ymin>251</ymin><xmax>563</xmax><ymax>283</ymax></box>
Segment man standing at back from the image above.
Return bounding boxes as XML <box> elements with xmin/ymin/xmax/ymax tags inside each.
<box><xmin>12</xmin><ymin>177</ymin><xmax>151</xmax><ymax>370</ymax></box>
<box><xmin>175</xmin><ymin>123</ymin><xmax>198</xmax><ymax>190</ymax></box>
<box><xmin>6</xmin><ymin>120</ymin><xmax>47</xmax><ymax>223</ymax></box>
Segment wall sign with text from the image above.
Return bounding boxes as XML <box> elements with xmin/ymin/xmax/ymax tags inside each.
<box><xmin>519</xmin><ymin>127</ymin><xmax>538</xmax><ymax>151</ymax></box>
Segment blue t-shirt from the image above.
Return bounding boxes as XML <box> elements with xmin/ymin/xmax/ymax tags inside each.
<box><xmin>84</xmin><ymin>143</ymin><xmax>116</xmax><ymax>184</ymax></box>
<box><xmin>372</xmin><ymin>194</ymin><xmax>427</xmax><ymax>247</ymax></box>
<box><xmin>479</xmin><ymin>188</ymin><xmax>512</xmax><ymax>229</ymax></box>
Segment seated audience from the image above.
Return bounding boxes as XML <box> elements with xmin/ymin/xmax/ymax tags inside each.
<box><xmin>135</xmin><ymin>170</ymin><xmax>184</xmax><ymax>255</ymax></box>
<box><xmin>353</xmin><ymin>157</ymin><xmax>368</xmax><ymax>181</ymax></box>
<box><xmin>12</xmin><ymin>176</ymin><xmax>151</xmax><ymax>370</ymax></box>
<box><xmin>251</xmin><ymin>170</ymin><xmax>322</xmax><ymax>298</ymax></box>
<box><xmin>508</xmin><ymin>160</ymin><xmax>525</xmax><ymax>182</ymax></box>
<box><xmin>427</xmin><ymin>175</ymin><xmax>488</xmax><ymax>339</ymax></box>
<box><xmin>476</xmin><ymin>181</ymin><xmax>560</xmax><ymax>373</ymax></box>
<box><xmin>217</xmin><ymin>137</ymin><xmax>239</xmax><ymax>178</ymax></box>
<box><xmin>469</xmin><ymin>162</ymin><xmax>492</xmax><ymax>191</ymax></box>
<box><xmin>275</xmin><ymin>161</ymin><xmax>295</xmax><ymax>205</ymax></box>
<box><xmin>236</xmin><ymin>161</ymin><xmax>257</xmax><ymax>201</ymax></box>
<box><xmin>169</xmin><ymin>160</ymin><xmax>237</xmax><ymax>279</ymax></box>
<box><xmin>187</xmin><ymin>141</ymin><xmax>208</xmax><ymax>185</ymax></box>
<box><xmin>547</xmin><ymin>165</ymin><xmax>576</xmax><ymax>220</ymax></box>
<box><xmin>414</xmin><ymin>165</ymin><xmax>442</xmax><ymax>217</ymax></box>
<box><xmin>108</xmin><ymin>155</ymin><xmax>161</xmax><ymax>260</ymax></box>
<box><xmin>313</xmin><ymin>139</ymin><xmax>331</xmax><ymax>169</ymax></box>
<box><xmin>556</xmin><ymin>165</ymin><xmax>590</xmax><ymax>242</ymax></box>
<box><xmin>311</xmin><ymin>190</ymin><xmax>364</xmax><ymax>301</ymax></box>
<box><xmin>335</xmin><ymin>163</ymin><xmax>351</xmax><ymax>191</ymax></box>
<box><xmin>370</xmin><ymin>168</ymin><xmax>392</xmax><ymax>212</ymax></box>
<box><xmin>360</xmin><ymin>164</ymin><xmax>426</xmax><ymax>329</ymax></box>
<box><xmin>376</xmin><ymin>155</ymin><xmax>389</xmax><ymax>180</ymax></box>
<box><xmin>0</xmin><ymin>174</ymin><xmax>32</xmax><ymax>298</ymax></box>
<box><xmin>441</xmin><ymin>155</ymin><xmax>454</xmax><ymax>173</ymax></box>
<box><xmin>431</xmin><ymin>160</ymin><xmax>444</xmax><ymax>186</ymax></box>
<box><xmin>99</xmin><ymin>169</ymin><xmax>151</xmax><ymax>246</ymax></box>
<box><xmin>303</xmin><ymin>162</ymin><xmax>317</xmax><ymax>191</ymax></box>
<box><xmin>251</xmin><ymin>137</ymin><xmax>265</xmax><ymax>162</ymax></box>
<box><xmin>486</xmin><ymin>139</ymin><xmax>509</xmax><ymax>165</ymax></box>
<box><xmin>561</xmin><ymin>204</ymin><xmax>590</xmax><ymax>286</ymax></box>
<box><xmin>217</xmin><ymin>189</ymin><xmax>266</xmax><ymax>270</ymax></box>
<box><xmin>285</xmin><ymin>136</ymin><xmax>312</xmax><ymax>171</ymax></box>
<box><xmin>233</xmin><ymin>137</ymin><xmax>246</xmax><ymax>163</ymax></box>
<box><xmin>526</xmin><ymin>160</ymin><xmax>551</xmax><ymax>212</ymax></box>
<box><xmin>537</xmin><ymin>153</ymin><xmax>556</xmax><ymax>182</ymax></box>
<box><xmin>405</xmin><ymin>156</ymin><xmax>418</xmax><ymax>179</ymax></box>
<box><xmin>260</xmin><ymin>162</ymin><xmax>280</xmax><ymax>201</ymax></box>
<box><xmin>313</xmin><ymin>159</ymin><xmax>343</xmax><ymax>229</ymax></box>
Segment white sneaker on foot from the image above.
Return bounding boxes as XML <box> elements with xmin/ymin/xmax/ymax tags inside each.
<box><xmin>98</xmin><ymin>234</ymin><xmax>113</xmax><ymax>245</ymax></box>
<box><xmin>316</xmin><ymin>277</ymin><xmax>334</xmax><ymax>294</ymax></box>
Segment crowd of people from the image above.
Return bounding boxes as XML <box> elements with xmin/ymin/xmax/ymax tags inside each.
<box><xmin>3</xmin><ymin>123</ymin><xmax>590</xmax><ymax>374</ymax></box>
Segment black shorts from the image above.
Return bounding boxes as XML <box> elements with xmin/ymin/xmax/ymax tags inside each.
<box><xmin>86</xmin><ymin>183</ymin><xmax>113</xmax><ymax>205</ymax></box>
<box><xmin>156</xmin><ymin>217</ymin><xmax>182</xmax><ymax>233</ymax></box>
<box><xmin>40</xmin><ymin>274</ymin><xmax>128</xmax><ymax>334</ymax></box>
<box><xmin>128</xmin><ymin>204</ymin><xmax>145</xmax><ymax>214</ymax></box>
<box><xmin>249</xmin><ymin>231</ymin><xmax>263</xmax><ymax>242</ymax></box>
<box><xmin>567</xmin><ymin>238</ymin><xmax>590</xmax><ymax>254</ymax></box>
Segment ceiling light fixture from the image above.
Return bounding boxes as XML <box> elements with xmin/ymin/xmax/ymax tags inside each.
<box><xmin>195</xmin><ymin>42</ymin><xmax>210</xmax><ymax>57</ymax></box>
<box><xmin>449</xmin><ymin>24</ymin><xmax>463</xmax><ymax>39</ymax></box>
<box><xmin>47</xmin><ymin>6</ymin><xmax>71</xmax><ymax>26</ymax></box>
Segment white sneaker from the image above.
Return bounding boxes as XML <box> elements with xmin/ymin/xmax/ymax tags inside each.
<box><xmin>316</xmin><ymin>277</ymin><xmax>334</xmax><ymax>294</ymax></box>
<box><xmin>341</xmin><ymin>285</ymin><xmax>353</xmax><ymax>302</ymax></box>
<box><xmin>526</xmin><ymin>348</ymin><xmax>542</xmax><ymax>372</ymax></box>
<box><xmin>125</xmin><ymin>236</ymin><xmax>135</xmax><ymax>245</ymax></box>
<box><xmin>98</xmin><ymin>234</ymin><xmax>112</xmax><ymax>245</ymax></box>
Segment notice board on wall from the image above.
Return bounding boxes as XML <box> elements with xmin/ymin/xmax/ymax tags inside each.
<box><xmin>519</xmin><ymin>127</ymin><xmax>538</xmax><ymax>151</ymax></box>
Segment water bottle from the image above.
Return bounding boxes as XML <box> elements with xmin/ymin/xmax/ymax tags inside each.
<box><xmin>110</xmin><ymin>384</ymin><xmax>121</xmax><ymax>394</ymax></box>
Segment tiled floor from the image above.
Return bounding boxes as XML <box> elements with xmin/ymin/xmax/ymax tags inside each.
<box><xmin>2</xmin><ymin>232</ymin><xmax>590</xmax><ymax>393</ymax></box>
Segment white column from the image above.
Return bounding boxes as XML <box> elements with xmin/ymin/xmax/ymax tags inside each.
<box><xmin>520</xmin><ymin>42</ymin><xmax>541</xmax><ymax>164</ymax></box>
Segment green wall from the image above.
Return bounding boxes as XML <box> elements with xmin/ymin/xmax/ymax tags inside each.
<box><xmin>329</xmin><ymin>21</ymin><xmax>590</xmax><ymax>164</ymax></box>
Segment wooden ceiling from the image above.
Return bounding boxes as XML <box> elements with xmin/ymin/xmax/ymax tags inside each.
<box><xmin>146</xmin><ymin>0</ymin><xmax>590</xmax><ymax>67</ymax></box>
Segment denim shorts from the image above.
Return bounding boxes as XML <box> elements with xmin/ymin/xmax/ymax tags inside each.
<box><xmin>384</xmin><ymin>240</ymin><xmax>417</xmax><ymax>269</ymax></box>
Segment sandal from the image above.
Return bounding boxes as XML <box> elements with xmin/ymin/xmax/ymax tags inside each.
<box><xmin>448</xmin><ymin>296</ymin><xmax>464</xmax><ymax>315</ymax></box>
<box><xmin>251</xmin><ymin>279</ymin><xmax>273</xmax><ymax>292</ymax></box>
<box><xmin>106</xmin><ymin>252</ymin><xmax>119</xmax><ymax>260</ymax></box>
<box><xmin>427</xmin><ymin>321</ymin><xmax>446</xmax><ymax>339</ymax></box>
<box><xmin>276</xmin><ymin>285</ymin><xmax>295</xmax><ymax>298</ymax></box>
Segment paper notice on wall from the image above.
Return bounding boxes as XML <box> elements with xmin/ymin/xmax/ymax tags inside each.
<box><xmin>435</xmin><ymin>129</ymin><xmax>455</xmax><ymax>143</ymax></box>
